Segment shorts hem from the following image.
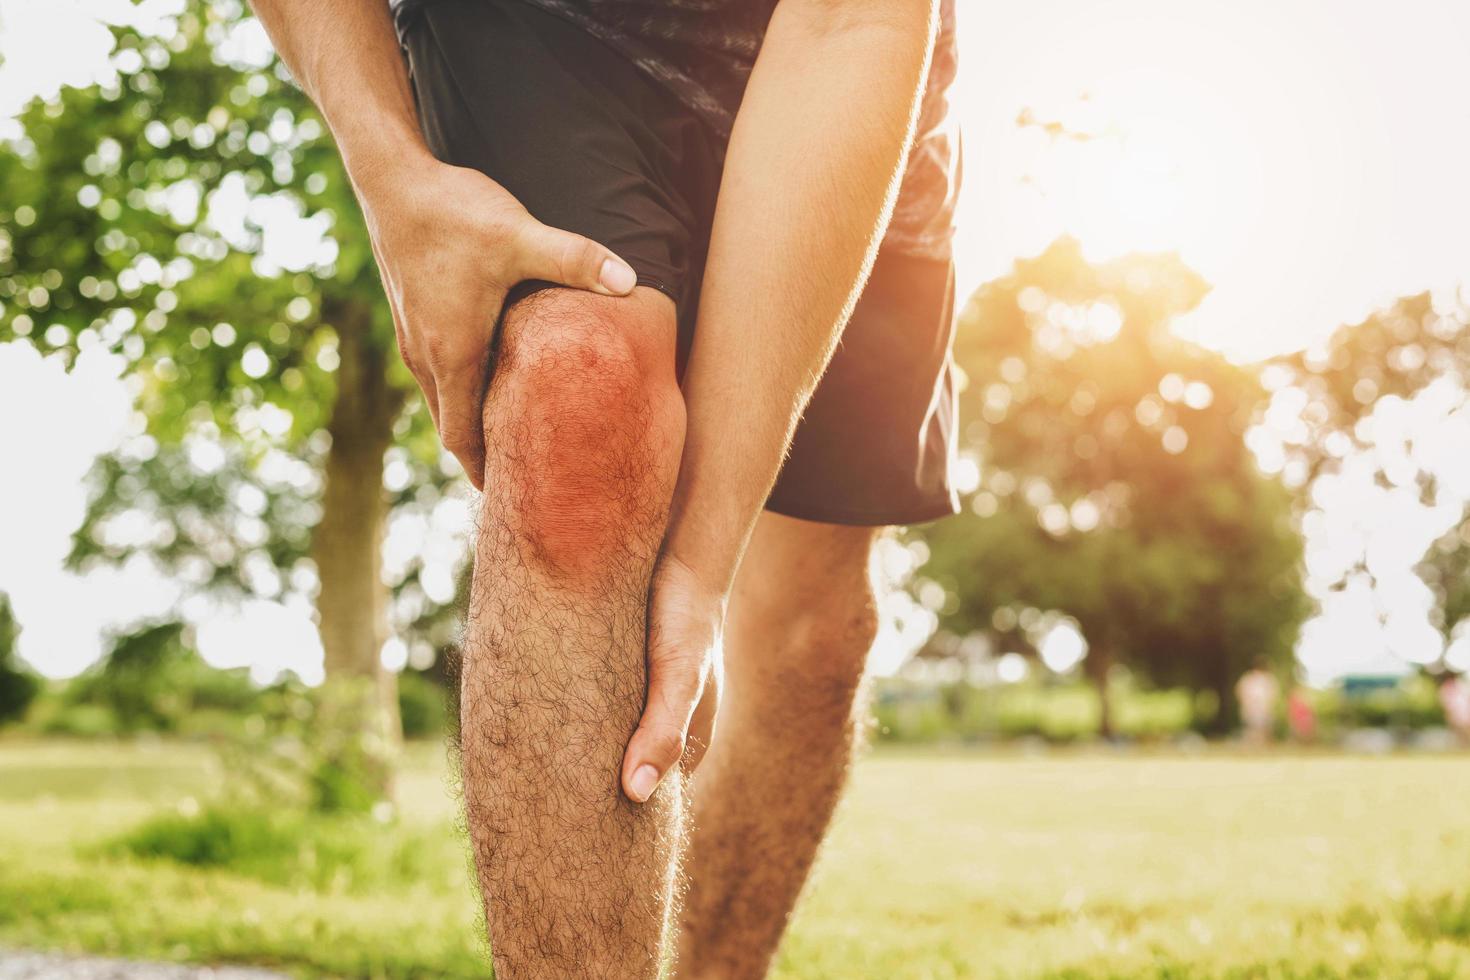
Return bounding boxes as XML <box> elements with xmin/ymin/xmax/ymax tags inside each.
<box><xmin>505</xmin><ymin>273</ymin><xmax>679</xmax><ymax>309</ymax></box>
<box><xmin>762</xmin><ymin>495</ymin><xmax>960</xmax><ymax>528</ymax></box>
<box><xmin>635</xmin><ymin>274</ymin><xmax>680</xmax><ymax>307</ymax></box>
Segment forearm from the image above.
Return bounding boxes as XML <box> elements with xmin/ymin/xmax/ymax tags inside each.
<box><xmin>665</xmin><ymin>0</ymin><xmax>937</xmax><ymax>587</ymax></box>
<box><xmin>248</xmin><ymin>0</ymin><xmax>432</xmax><ymax>196</ymax></box>
<box><xmin>252</xmin><ymin>0</ymin><xmax>641</xmax><ymax>486</ymax></box>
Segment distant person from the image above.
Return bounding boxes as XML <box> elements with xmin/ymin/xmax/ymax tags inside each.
<box><xmin>249</xmin><ymin>0</ymin><xmax>960</xmax><ymax>975</ymax></box>
<box><xmin>1287</xmin><ymin>686</ymin><xmax>1317</xmax><ymax>744</ymax></box>
<box><xmin>1440</xmin><ymin>674</ymin><xmax>1470</xmax><ymax>745</ymax></box>
<box><xmin>1237</xmin><ymin>662</ymin><xmax>1280</xmax><ymax>745</ymax></box>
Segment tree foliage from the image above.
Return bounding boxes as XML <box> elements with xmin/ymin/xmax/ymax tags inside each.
<box><xmin>0</xmin><ymin>1</ymin><xmax>463</xmax><ymax>778</ymax></box>
<box><xmin>1270</xmin><ymin>291</ymin><xmax>1470</xmax><ymax>651</ymax></box>
<box><xmin>918</xmin><ymin>239</ymin><xmax>1308</xmax><ymax>729</ymax></box>
<box><xmin>0</xmin><ymin>1</ymin><xmax>394</xmax><ymax>432</ymax></box>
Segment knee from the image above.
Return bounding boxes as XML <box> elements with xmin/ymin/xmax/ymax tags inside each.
<box><xmin>776</xmin><ymin>578</ymin><xmax>881</xmax><ymax>707</ymax></box>
<box><xmin>484</xmin><ymin>288</ymin><xmax>684</xmax><ymax>577</ymax></box>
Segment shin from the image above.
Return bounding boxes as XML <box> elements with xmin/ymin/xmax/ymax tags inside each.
<box><xmin>678</xmin><ymin>515</ymin><xmax>880</xmax><ymax>979</ymax></box>
<box><xmin>460</xmin><ymin>286</ymin><xmax>686</xmax><ymax>978</ymax></box>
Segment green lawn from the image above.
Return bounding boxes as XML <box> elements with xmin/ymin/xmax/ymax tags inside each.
<box><xmin>2</xmin><ymin>740</ymin><xmax>1469</xmax><ymax>978</ymax></box>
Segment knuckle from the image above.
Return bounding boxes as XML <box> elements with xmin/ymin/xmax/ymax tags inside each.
<box><xmin>437</xmin><ymin>419</ymin><xmax>474</xmax><ymax>449</ymax></box>
<box><xmin>422</xmin><ymin>332</ymin><xmax>452</xmax><ymax>367</ymax></box>
<box><xmin>507</xmin><ymin>218</ymin><xmax>544</xmax><ymax>261</ymax></box>
<box><xmin>482</xmin><ymin>196</ymin><xmax>527</xmax><ymax>230</ymax></box>
<box><xmin>446</xmin><ymin>438</ymin><xmax>478</xmax><ymax>465</ymax></box>
<box><xmin>643</xmin><ymin>725</ymin><xmax>686</xmax><ymax>762</ymax></box>
<box><xmin>575</xmin><ymin>238</ymin><xmax>601</xmax><ymax>276</ymax></box>
<box><xmin>556</xmin><ymin>235</ymin><xmax>596</xmax><ymax>281</ymax></box>
<box><xmin>427</xmin><ymin>331</ymin><xmax>490</xmax><ymax>373</ymax></box>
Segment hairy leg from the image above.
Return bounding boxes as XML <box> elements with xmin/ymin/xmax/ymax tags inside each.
<box><xmin>461</xmin><ymin>286</ymin><xmax>686</xmax><ymax>978</ymax></box>
<box><xmin>677</xmin><ymin>513</ymin><xmax>881</xmax><ymax>979</ymax></box>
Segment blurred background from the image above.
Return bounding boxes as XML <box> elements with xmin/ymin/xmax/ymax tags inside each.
<box><xmin>1</xmin><ymin>1</ymin><xmax>1468</xmax><ymax>978</ymax></box>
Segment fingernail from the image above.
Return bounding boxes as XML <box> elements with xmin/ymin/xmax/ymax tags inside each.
<box><xmin>629</xmin><ymin>764</ymin><xmax>660</xmax><ymax>802</ymax></box>
<box><xmin>600</xmin><ymin>258</ymin><xmax>637</xmax><ymax>294</ymax></box>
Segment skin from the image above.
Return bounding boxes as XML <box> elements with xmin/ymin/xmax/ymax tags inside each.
<box><xmin>678</xmin><ymin>514</ymin><xmax>881</xmax><ymax>979</ymax></box>
<box><xmin>245</xmin><ymin>0</ymin><xmax>642</xmax><ymax>488</ymax></box>
<box><xmin>462</xmin><ymin>285</ymin><xmax>687</xmax><ymax>975</ymax></box>
<box><xmin>623</xmin><ymin>0</ymin><xmax>939</xmax><ymax>804</ymax></box>
<box><xmin>249</xmin><ymin>0</ymin><xmax>938</xmax><ymax>974</ymax></box>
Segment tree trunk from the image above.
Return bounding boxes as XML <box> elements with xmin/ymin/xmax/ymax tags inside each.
<box><xmin>1086</xmin><ymin>642</ymin><xmax>1114</xmax><ymax>740</ymax></box>
<box><xmin>1205</xmin><ymin>649</ymin><xmax>1239</xmax><ymax>736</ymax></box>
<box><xmin>311</xmin><ymin>300</ymin><xmax>403</xmax><ymax>802</ymax></box>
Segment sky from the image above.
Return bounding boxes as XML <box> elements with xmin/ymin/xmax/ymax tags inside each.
<box><xmin>950</xmin><ymin>0</ymin><xmax>1470</xmax><ymax>362</ymax></box>
<box><xmin>1</xmin><ymin>0</ymin><xmax>1468</xmax><ymax>683</ymax></box>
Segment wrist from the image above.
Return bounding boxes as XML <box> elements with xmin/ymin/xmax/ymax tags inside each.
<box><xmin>656</xmin><ymin>550</ymin><xmax>731</xmax><ymax>623</ymax></box>
<box><xmin>341</xmin><ymin>130</ymin><xmax>438</xmax><ymax>205</ymax></box>
<box><xmin>304</xmin><ymin>46</ymin><xmax>435</xmax><ymax>205</ymax></box>
<box><xmin>661</xmin><ymin>508</ymin><xmax>748</xmax><ymax>604</ymax></box>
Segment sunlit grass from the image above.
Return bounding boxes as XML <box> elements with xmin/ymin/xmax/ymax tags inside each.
<box><xmin>1</xmin><ymin>740</ymin><xmax>1468</xmax><ymax>978</ymax></box>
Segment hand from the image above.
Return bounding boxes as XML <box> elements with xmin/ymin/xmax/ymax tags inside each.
<box><xmin>360</xmin><ymin>156</ymin><xmax>638</xmax><ymax>489</ymax></box>
<box><xmin>621</xmin><ymin>554</ymin><xmax>725</xmax><ymax>803</ymax></box>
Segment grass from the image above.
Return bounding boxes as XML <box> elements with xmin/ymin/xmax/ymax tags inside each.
<box><xmin>1</xmin><ymin>740</ymin><xmax>1469</xmax><ymax>978</ymax></box>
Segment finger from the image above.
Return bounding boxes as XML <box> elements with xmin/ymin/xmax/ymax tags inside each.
<box><xmin>682</xmin><ymin>660</ymin><xmax>721</xmax><ymax>774</ymax></box>
<box><xmin>431</xmin><ymin>350</ymin><xmax>491</xmax><ymax>492</ymax></box>
<box><xmin>514</xmin><ymin>221</ymin><xmax>638</xmax><ymax>296</ymax></box>
<box><xmin>622</xmin><ymin>653</ymin><xmax>705</xmax><ymax>803</ymax></box>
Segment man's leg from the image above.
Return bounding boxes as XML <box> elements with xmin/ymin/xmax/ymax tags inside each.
<box><xmin>460</xmin><ymin>285</ymin><xmax>686</xmax><ymax>978</ymax></box>
<box><xmin>677</xmin><ymin>513</ymin><xmax>881</xmax><ymax>979</ymax></box>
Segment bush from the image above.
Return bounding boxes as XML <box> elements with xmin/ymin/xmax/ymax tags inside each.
<box><xmin>0</xmin><ymin>592</ymin><xmax>39</xmax><ymax>727</ymax></box>
<box><xmin>994</xmin><ymin>684</ymin><xmax>1100</xmax><ymax>741</ymax></box>
<box><xmin>107</xmin><ymin>804</ymin><xmax>450</xmax><ymax>893</ymax></box>
<box><xmin>872</xmin><ymin>684</ymin><xmax>952</xmax><ymax>742</ymax></box>
<box><xmin>0</xmin><ymin>662</ymin><xmax>41</xmax><ymax>728</ymax></box>
<box><xmin>873</xmin><ymin>677</ymin><xmax>1202</xmax><ymax>744</ymax></box>
<box><xmin>1110</xmin><ymin>683</ymin><xmax>1196</xmax><ymax>740</ymax></box>
<box><xmin>64</xmin><ymin>622</ymin><xmax>258</xmax><ymax>734</ymax></box>
<box><xmin>35</xmin><ymin>702</ymin><xmax>119</xmax><ymax>738</ymax></box>
<box><xmin>871</xmin><ymin>669</ymin><xmax>1459</xmax><ymax>746</ymax></box>
<box><xmin>117</xmin><ymin>806</ymin><xmax>301</xmax><ymax>870</ymax></box>
<box><xmin>1301</xmin><ymin>675</ymin><xmax>1446</xmax><ymax>737</ymax></box>
<box><xmin>398</xmin><ymin>669</ymin><xmax>448</xmax><ymax>739</ymax></box>
<box><xmin>211</xmin><ymin>679</ymin><xmax>398</xmax><ymax>815</ymax></box>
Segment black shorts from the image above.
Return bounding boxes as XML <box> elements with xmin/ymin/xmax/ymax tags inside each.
<box><xmin>399</xmin><ymin>0</ymin><xmax>959</xmax><ymax>526</ymax></box>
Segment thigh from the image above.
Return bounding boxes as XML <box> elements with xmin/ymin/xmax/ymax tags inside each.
<box><xmin>400</xmin><ymin>0</ymin><xmax>718</xmax><ymax>344</ymax></box>
<box><xmin>494</xmin><ymin>284</ymin><xmax>678</xmax><ymax>376</ymax></box>
<box><xmin>765</xmin><ymin>249</ymin><xmax>960</xmax><ymax>527</ymax></box>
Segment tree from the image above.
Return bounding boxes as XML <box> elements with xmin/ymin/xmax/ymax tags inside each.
<box><xmin>1270</xmin><ymin>291</ymin><xmax>1470</xmax><ymax>661</ymax></box>
<box><xmin>917</xmin><ymin>239</ymin><xmax>1308</xmax><ymax>734</ymax></box>
<box><xmin>0</xmin><ymin>593</ymin><xmax>40</xmax><ymax>726</ymax></box>
<box><xmin>0</xmin><ymin>1</ymin><xmax>454</xmax><ymax>791</ymax></box>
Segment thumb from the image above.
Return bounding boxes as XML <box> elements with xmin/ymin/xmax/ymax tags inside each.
<box><xmin>515</xmin><ymin>221</ymin><xmax>638</xmax><ymax>296</ymax></box>
<box><xmin>622</xmin><ymin>654</ymin><xmax>705</xmax><ymax>804</ymax></box>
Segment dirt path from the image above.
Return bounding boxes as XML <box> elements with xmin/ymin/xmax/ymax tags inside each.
<box><xmin>0</xmin><ymin>952</ymin><xmax>287</xmax><ymax>980</ymax></box>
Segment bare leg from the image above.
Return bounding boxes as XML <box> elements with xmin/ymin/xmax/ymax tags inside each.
<box><xmin>460</xmin><ymin>286</ymin><xmax>686</xmax><ymax>978</ymax></box>
<box><xmin>677</xmin><ymin>513</ymin><xmax>880</xmax><ymax>979</ymax></box>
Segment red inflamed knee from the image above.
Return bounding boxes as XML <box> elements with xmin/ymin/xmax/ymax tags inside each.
<box><xmin>483</xmin><ymin>289</ymin><xmax>684</xmax><ymax>582</ymax></box>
